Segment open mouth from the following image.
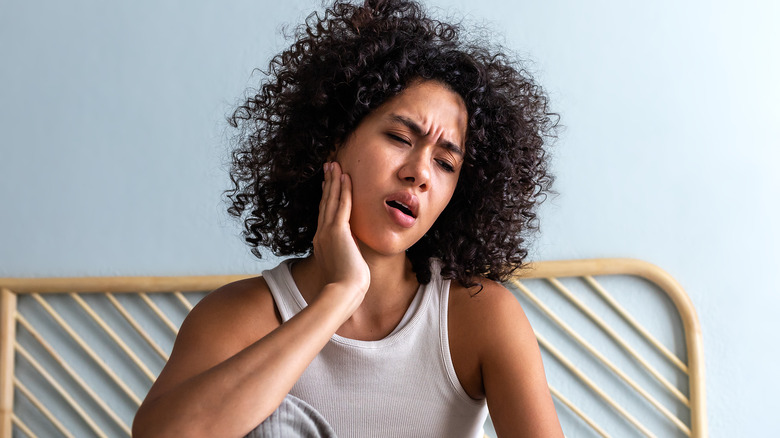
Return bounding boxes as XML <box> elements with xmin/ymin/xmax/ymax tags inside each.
<box><xmin>386</xmin><ymin>200</ymin><xmax>416</xmax><ymax>218</ymax></box>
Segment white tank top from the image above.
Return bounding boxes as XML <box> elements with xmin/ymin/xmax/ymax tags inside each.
<box><xmin>262</xmin><ymin>259</ymin><xmax>488</xmax><ymax>438</ymax></box>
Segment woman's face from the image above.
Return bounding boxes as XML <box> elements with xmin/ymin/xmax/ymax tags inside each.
<box><xmin>334</xmin><ymin>80</ymin><xmax>468</xmax><ymax>257</ymax></box>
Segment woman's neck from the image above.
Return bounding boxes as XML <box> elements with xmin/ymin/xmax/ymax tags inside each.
<box><xmin>290</xmin><ymin>250</ymin><xmax>420</xmax><ymax>340</ymax></box>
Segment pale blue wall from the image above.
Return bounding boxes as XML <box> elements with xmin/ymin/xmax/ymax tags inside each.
<box><xmin>2</xmin><ymin>0</ymin><xmax>778</xmax><ymax>435</ymax></box>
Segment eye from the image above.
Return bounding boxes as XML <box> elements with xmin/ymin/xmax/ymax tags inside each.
<box><xmin>436</xmin><ymin>159</ymin><xmax>455</xmax><ymax>173</ymax></box>
<box><xmin>386</xmin><ymin>133</ymin><xmax>411</xmax><ymax>145</ymax></box>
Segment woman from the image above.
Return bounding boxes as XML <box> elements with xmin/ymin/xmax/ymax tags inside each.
<box><xmin>133</xmin><ymin>0</ymin><xmax>562</xmax><ymax>436</ymax></box>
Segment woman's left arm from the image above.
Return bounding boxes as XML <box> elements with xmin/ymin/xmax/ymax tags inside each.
<box><xmin>455</xmin><ymin>281</ymin><xmax>564</xmax><ymax>438</ymax></box>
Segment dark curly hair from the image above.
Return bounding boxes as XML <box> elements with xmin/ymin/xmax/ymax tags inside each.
<box><xmin>227</xmin><ymin>0</ymin><xmax>557</xmax><ymax>288</ymax></box>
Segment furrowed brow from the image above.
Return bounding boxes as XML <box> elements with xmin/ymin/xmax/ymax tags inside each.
<box><xmin>388</xmin><ymin>114</ymin><xmax>464</xmax><ymax>157</ymax></box>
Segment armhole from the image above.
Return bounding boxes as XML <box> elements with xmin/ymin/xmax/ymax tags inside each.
<box><xmin>439</xmin><ymin>279</ymin><xmax>486</xmax><ymax>406</ymax></box>
<box><xmin>261</xmin><ymin>266</ymin><xmax>296</xmax><ymax>323</ymax></box>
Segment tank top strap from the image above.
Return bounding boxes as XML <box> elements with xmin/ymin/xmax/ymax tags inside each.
<box><xmin>262</xmin><ymin>259</ymin><xmax>306</xmax><ymax>322</ymax></box>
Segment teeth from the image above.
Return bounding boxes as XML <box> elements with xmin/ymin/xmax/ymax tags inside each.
<box><xmin>388</xmin><ymin>200</ymin><xmax>414</xmax><ymax>217</ymax></box>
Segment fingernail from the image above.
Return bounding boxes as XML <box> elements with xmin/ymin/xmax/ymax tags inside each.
<box><xmin>324</xmin><ymin>162</ymin><xmax>329</xmax><ymax>172</ymax></box>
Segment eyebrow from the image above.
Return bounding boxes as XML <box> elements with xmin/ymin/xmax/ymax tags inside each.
<box><xmin>388</xmin><ymin>114</ymin><xmax>464</xmax><ymax>157</ymax></box>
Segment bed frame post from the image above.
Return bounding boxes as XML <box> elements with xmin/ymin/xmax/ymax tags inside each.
<box><xmin>0</xmin><ymin>288</ymin><xmax>17</xmax><ymax>438</ymax></box>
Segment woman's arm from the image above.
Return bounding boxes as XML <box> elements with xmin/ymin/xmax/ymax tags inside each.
<box><xmin>131</xmin><ymin>279</ymin><xmax>360</xmax><ymax>438</ymax></box>
<box><xmin>482</xmin><ymin>286</ymin><xmax>563</xmax><ymax>437</ymax></box>
<box><xmin>132</xmin><ymin>163</ymin><xmax>367</xmax><ymax>438</ymax></box>
<box><xmin>451</xmin><ymin>281</ymin><xmax>564</xmax><ymax>438</ymax></box>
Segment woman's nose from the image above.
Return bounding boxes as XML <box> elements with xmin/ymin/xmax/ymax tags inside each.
<box><xmin>398</xmin><ymin>151</ymin><xmax>431</xmax><ymax>191</ymax></box>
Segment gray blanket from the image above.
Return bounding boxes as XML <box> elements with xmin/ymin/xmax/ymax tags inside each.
<box><xmin>245</xmin><ymin>394</ymin><xmax>337</xmax><ymax>438</ymax></box>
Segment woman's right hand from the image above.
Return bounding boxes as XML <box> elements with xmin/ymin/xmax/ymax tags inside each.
<box><xmin>312</xmin><ymin>161</ymin><xmax>370</xmax><ymax>302</ymax></box>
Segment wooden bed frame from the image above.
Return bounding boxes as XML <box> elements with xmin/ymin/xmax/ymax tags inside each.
<box><xmin>0</xmin><ymin>258</ymin><xmax>705</xmax><ymax>437</ymax></box>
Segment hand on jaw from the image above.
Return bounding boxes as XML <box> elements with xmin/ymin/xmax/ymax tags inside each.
<box><xmin>311</xmin><ymin>161</ymin><xmax>371</xmax><ymax>313</ymax></box>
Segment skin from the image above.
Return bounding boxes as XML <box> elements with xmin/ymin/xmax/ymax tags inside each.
<box><xmin>132</xmin><ymin>80</ymin><xmax>563</xmax><ymax>438</ymax></box>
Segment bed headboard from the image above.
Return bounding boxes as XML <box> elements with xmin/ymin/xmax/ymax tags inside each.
<box><xmin>0</xmin><ymin>258</ymin><xmax>705</xmax><ymax>438</ymax></box>
<box><xmin>506</xmin><ymin>259</ymin><xmax>706</xmax><ymax>438</ymax></box>
<box><xmin>0</xmin><ymin>275</ymin><xmax>251</xmax><ymax>438</ymax></box>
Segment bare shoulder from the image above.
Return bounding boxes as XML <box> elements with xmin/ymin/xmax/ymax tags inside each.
<box><xmin>143</xmin><ymin>275</ymin><xmax>280</xmax><ymax>403</ymax></box>
<box><xmin>449</xmin><ymin>278</ymin><xmax>535</xmax><ymax>354</ymax></box>
<box><xmin>182</xmin><ymin>275</ymin><xmax>281</xmax><ymax>344</ymax></box>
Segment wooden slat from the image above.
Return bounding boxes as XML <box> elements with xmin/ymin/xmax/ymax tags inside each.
<box><xmin>1</xmin><ymin>288</ymin><xmax>17</xmax><ymax>438</ymax></box>
<box><xmin>106</xmin><ymin>293</ymin><xmax>169</xmax><ymax>360</ymax></box>
<box><xmin>0</xmin><ymin>275</ymin><xmax>249</xmax><ymax>294</ymax></box>
<box><xmin>138</xmin><ymin>293</ymin><xmax>178</xmax><ymax>335</ymax></box>
<box><xmin>549</xmin><ymin>385</ymin><xmax>611</xmax><ymax>438</ymax></box>
<box><xmin>12</xmin><ymin>413</ymin><xmax>38</xmax><ymax>438</ymax></box>
<box><xmin>173</xmin><ymin>292</ymin><xmax>193</xmax><ymax>312</ymax></box>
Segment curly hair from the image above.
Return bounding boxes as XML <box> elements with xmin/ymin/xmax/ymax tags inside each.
<box><xmin>227</xmin><ymin>0</ymin><xmax>557</xmax><ymax>288</ymax></box>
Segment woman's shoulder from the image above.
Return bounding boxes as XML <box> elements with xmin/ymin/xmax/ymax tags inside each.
<box><xmin>448</xmin><ymin>277</ymin><xmax>528</xmax><ymax>327</ymax></box>
<box><xmin>186</xmin><ymin>275</ymin><xmax>280</xmax><ymax>341</ymax></box>
<box><xmin>448</xmin><ymin>276</ymin><xmax>539</xmax><ymax>370</ymax></box>
<box><xmin>203</xmin><ymin>275</ymin><xmax>272</xmax><ymax>307</ymax></box>
<box><xmin>142</xmin><ymin>275</ymin><xmax>281</xmax><ymax>404</ymax></box>
<box><xmin>158</xmin><ymin>274</ymin><xmax>281</xmax><ymax>375</ymax></box>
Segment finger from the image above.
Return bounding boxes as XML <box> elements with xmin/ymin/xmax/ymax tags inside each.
<box><xmin>335</xmin><ymin>172</ymin><xmax>352</xmax><ymax>224</ymax></box>
<box><xmin>323</xmin><ymin>161</ymin><xmax>342</xmax><ymax>222</ymax></box>
<box><xmin>317</xmin><ymin>162</ymin><xmax>331</xmax><ymax>229</ymax></box>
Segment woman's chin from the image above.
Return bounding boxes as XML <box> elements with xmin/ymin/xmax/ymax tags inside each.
<box><xmin>354</xmin><ymin>236</ymin><xmax>418</xmax><ymax>260</ymax></box>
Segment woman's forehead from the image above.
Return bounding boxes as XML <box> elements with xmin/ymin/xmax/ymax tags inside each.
<box><xmin>373</xmin><ymin>80</ymin><xmax>468</xmax><ymax>148</ymax></box>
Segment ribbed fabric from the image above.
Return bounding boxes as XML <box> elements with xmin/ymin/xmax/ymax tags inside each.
<box><xmin>263</xmin><ymin>259</ymin><xmax>488</xmax><ymax>438</ymax></box>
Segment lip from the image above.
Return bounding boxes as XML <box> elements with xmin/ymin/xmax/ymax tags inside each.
<box><xmin>384</xmin><ymin>191</ymin><xmax>419</xmax><ymax>228</ymax></box>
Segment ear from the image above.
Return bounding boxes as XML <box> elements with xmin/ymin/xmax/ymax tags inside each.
<box><xmin>327</xmin><ymin>142</ymin><xmax>342</xmax><ymax>162</ymax></box>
